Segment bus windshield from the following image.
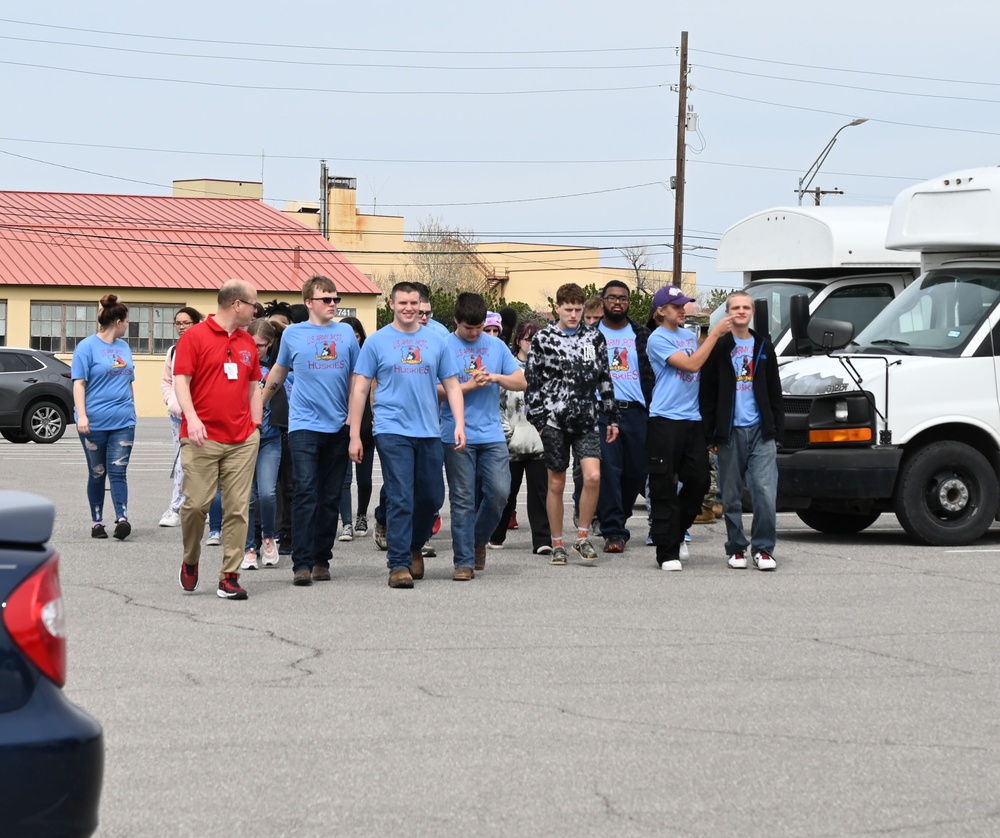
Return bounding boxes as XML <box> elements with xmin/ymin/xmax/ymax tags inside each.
<box><xmin>852</xmin><ymin>268</ymin><xmax>1000</xmax><ymax>356</ymax></box>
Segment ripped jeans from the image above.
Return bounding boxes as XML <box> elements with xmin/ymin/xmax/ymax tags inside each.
<box><xmin>79</xmin><ymin>425</ymin><xmax>135</xmax><ymax>523</ymax></box>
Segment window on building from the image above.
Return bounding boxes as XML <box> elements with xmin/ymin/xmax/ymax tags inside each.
<box><xmin>30</xmin><ymin>302</ymin><xmax>176</xmax><ymax>354</ymax></box>
<box><xmin>0</xmin><ymin>301</ymin><xmax>6</xmax><ymax>346</ymax></box>
<box><xmin>125</xmin><ymin>304</ymin><xmax>176</xmax><ymax>355</ymax></box>
<box><xmin>30</xmin><ymin>302</ymin><xmax>97</xmax><ymax>352</ymax></box>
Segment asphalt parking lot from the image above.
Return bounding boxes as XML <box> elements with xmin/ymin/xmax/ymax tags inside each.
<box><xmin>3</xmin><ymin>417</ymin><xmax>1000</xmax><ymax>837</ymax></box>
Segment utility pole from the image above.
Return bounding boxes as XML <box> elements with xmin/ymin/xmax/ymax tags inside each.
<box><xmin>672</xmin><ymin>31</ymin><xmax>689</xmax><ymax>288</ymax></box>
<box><xmin>319</xmin><ymin>160</ymin><xmax>329</xmax><ymax>239</ymax></box>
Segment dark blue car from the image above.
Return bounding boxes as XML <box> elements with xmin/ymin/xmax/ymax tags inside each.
<box><xmin>0</xmin><ymin>491</ymin><xmax>103</xmax><ymax>836</ymax></box>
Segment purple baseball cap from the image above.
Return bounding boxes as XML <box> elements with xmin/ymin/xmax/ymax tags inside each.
<box><xmin>652</xmin><ymin>285</ymin><xmax>695</xmax><ymax>309</ymax></box>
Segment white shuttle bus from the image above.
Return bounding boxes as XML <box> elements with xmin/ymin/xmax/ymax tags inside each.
<box><xmin>778</xmin><ymin>166</ymin><xmax>1000</xmax><ymax>545</ymax></box>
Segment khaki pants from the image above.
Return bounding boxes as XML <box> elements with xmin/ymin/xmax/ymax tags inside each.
<box><xmin>180</xmin><ymin>433</ymin><xmax>259</xmax><ymax>580</ymax></box>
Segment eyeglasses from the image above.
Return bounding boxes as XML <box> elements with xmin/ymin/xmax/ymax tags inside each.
<box><xmin>174</xmin><ymin>320</ymin><xmax>193</xmax><ymax>327</ymax></box>
<box><xmin>237</xmin><ymin>299</ymin><xmax>256</xmax><ymax>307</ymax></box>
<box><xmin>310</xmin><ymin>296</ymin><xmax>341</xmax><ymax>305</ymax></box>
<box><xmin>418</xmin><ymin>310</ymin><xmax>432</xmax><ymax>318</ymax></box>
<box><xmin>604</xmin><ymin>294</ymin><xmax>630</xmax><ymax>303</ymax></box>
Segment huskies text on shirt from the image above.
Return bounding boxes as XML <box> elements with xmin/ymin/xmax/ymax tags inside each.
<box><xmin>441</xmin><ymin>332</ymin><xmax>520</xmax><ymax>444</ymax></box>
<box><xmin>355</xmin><ymin>324</ymin><xmax>459</xmax><ymax>438</ymax></box>
<box><xmin>71</xmin><ymin>334</ymin><xmax>136</xmax><ymax>430</ymax></box>
<box><xmin>648</xmin><ymin>326</ymin><xmax>701</xmax><ymax>420</ymax></box>
<box><xmin>276</xmin><ymin>321</ymin><xmax>359</xmax><ymax>432</ymax></box>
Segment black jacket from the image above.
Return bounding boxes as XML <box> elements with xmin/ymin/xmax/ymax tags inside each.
<box><xmin>699</xmin><ymin>330</ymin><xmax>784</xmax><ymax>445</ymax></box>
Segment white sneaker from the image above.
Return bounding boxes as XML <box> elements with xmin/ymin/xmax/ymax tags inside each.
<box><xmin>728</xmin><ymin>551</ymin><xmax>748</xmax><ymax>569</ymax></box>
<box><xmin>206</xmin><ymin>531</ymin><xmax>221</xmax><ymax>546</ymax></box>
<box><xmin>753</xmin><ymin>550</ymin><xmax>777</xmax><ymax>571</ymax></box>
<box><xmin>260</xmin><ymin>538</ymin><xmax>279</xmax><ymax>567</ymax></box>
<box><xmin>679</xmin><ymin>542</ymin><xmax>690</xmax><ymax>560</ymax></box>
<box><xmin>158</xmin><ymin>509</ymin><xmax>180</xmax><ymax>527</ymax></box>
<box><xmin>660</xmin><ymin>559</ymin><xmax>683</xmax><ymax>571</ymax></box>
<box><xmin>339</xmin><ymin>523</ymin><xmax>354</xmax><ymax>542</ymax></box>
<box><xmin>487</xmin><ymin>542</ymin><xmax>504</xmax><ymax>550</ymax></box>
<box><xmin>241</xmin><ymin>548</ymin><xmax>258</xmax><ymax>570</ymax></box>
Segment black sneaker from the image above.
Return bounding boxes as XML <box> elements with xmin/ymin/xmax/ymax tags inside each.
<box><xmin>113</xmin><ymin>518</ymin><xmax>131</xmax><ymax>541</ymax></box>
<box><xmin>91</xmin><ymin>523</ymin><xmax>108</xmax><ymax>539</ymax></box>
<box><xmin>217</xmin><ymin>573</ymin><xmax>248</xmax><ymax>600</ymax></box>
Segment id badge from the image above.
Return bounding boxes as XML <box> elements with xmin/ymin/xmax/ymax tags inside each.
<box><xmin>224</xmin><ymin>362</ymin><xmax>238</xmax><ymax>380</ymax></box>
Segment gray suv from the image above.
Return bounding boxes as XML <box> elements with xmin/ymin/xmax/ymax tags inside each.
<box><xmin>0</xmin><ymin>348</ymin><xmax>75</xmax><ymax>444</ymax></box>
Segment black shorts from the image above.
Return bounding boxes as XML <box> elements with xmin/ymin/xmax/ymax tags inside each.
<box><xmin>540</xmin><ymin>424</ymin><xmax>601</xmax><ymax>473</ymax></box>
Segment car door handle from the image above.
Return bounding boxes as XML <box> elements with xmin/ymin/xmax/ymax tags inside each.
<box><xmin>22</xmin><ymin>378</ymin><xmax>38</xmax><ymax>383</ymax></box>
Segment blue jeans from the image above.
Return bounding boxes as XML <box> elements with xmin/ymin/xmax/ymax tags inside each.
<box><xmin>339</xmin><ymin>444</ymin><xmax>375</xmax><ymax>524</ymax></box>
<box><xmin>288</xmin><ymin>428</ymin><xmax>350</xmax><ymax>571</ymax></box>
<box><xmin>443</xmin><ymin>441</ymin><xmax>510</xmax><ymax>568</ymax></box>
<box><xmin>209</xmin><ymin>490</ymin><xmax>223</xmax><ymax>532</ymax></box>
<box><xmin>79</xmin><ymin>425</ymin><xmax>134</xmax><ymax>522</ymax></box>
<box><xmin>717</xmin><ymin>425</ymin><xmax>778</xmax><ymax>555</ymax></box>
<box><xmin>376</xmin><ymin>434</ymin><xmax>444</xmax><ymax>571</ymax></box>
<box><xmin>245</xmin><ymin>431</ymin><xmax>282</xmax><ymax>551</ymax></box>
<box><xmin>597</xmin><ymin>406</ymin><xmax>648</xmax><ymax>541</ymax></box>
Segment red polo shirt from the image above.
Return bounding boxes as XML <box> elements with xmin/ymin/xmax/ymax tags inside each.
<box><xmin>173</xmin><ymin>315</ymin><xmax>261</xmax><ymax>444</ymax></box>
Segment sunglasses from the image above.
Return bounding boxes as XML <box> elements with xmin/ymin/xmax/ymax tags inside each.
<box><xmin>174</xmin><ymin>320</ymin><xmax>193</xmax><ymax>327</ymax></box>
<box><xmin>310</xmin><ymin>296</ymin><xmax>341</xmax><ymax>305</ymax></box>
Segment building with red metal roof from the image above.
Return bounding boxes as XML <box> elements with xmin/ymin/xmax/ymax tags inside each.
<box><xmin>0</xmin><ymin>187</ymin><xmax>380</xmax><ymax>417</ymax></box>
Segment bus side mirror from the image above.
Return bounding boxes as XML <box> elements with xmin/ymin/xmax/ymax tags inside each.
<box><xmin>753</xmin><ymin>298</ymin><xmax>770</xmax><ymax>343</ymax></box>
<box><xmin>789</xmin><ymin>294</ymin><xmax>812</xmax><ymax>355</ymax></box>
<box><xmin>806</xmin><ymin>317</ymin><xmax>854</xmax><ymax>352</ymax></box>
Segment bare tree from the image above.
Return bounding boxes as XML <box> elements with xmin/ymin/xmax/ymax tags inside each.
<box><xmin>618</xmin><ymin>244</ymin><xmax>656</xmax><ymax>294</ymax></box>
<box><xmin>407</xmin><ymin>216</ymin><xmax>485</xmax><ymax>293</ymax></box>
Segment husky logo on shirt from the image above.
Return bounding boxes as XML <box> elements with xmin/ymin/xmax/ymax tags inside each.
<box><xmin>738</xmin><ymin>355</ymin><xmax>753</xmax><ymax>381</ymax></box>
<box><xmin>610</xmin><ymin>347</ymin><xmax>629</xmax><ymax>372</ymax></box>
<box><xmin>110</xmin><ymin>354</ymin><xmax>128</xmax><ymax>369</ymax></box>
<box><xmin>315</xmin><ymin>342</ymin><xmax>338</xmax><ymax>361</ymax></box>
<box><xmin>401</xmin><ymin>346</ymin><xmax>422</xmax><ymax>365</ymax></box>
<box><xmin>465</xmin><ymin>355</ymin><xmax>484</xmax><ymax>374</ymax></box>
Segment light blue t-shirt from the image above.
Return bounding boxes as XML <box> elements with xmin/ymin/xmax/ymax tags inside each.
<box><xmin>648</xmin><ymin>326</ymin><xmax>701</xmax><ymax>420</ymax></box>
<box><xmin>426</xmin><ymin>318</ymin><xmax>450</xmax><ymax>336</ymax></box>
<box><xmin>599</xmin><ymin>321</ymin><xmax>645</xmax><ymax>404</ymax></box>
<box><xmin>276</xmin><ymin>321</ymin><xmax>358</xmax><ymax>432</ymax></box>
<box><xmin>440</xmin><ymin>332</ymin><xmax>520</xmax><ymax>444</ymax></box>
<box><xmin>732</xmin><ymin>336</ymin><xmax>760</xmax><ymax>427</ymax></box>
<box><xmin>71</xmin><ymin>334</ymin><xmax>136</xmax><ymax>430</ymax></box>
<box><xmin>356</xmin><ymin>323</ymin><xmax>459</xmax><ymax>438</ymax></box>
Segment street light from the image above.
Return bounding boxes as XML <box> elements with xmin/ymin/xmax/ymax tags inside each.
<box><xmin>796</xmin><ymin>118</ymin><xmax>868</xmax><ymax>205</ymax></box>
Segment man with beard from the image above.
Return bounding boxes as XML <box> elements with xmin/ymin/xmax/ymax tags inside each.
<box><xmin>595</xmin><ymin>280</ymin><xmax>655</xmax><ymax>554</ymax></box>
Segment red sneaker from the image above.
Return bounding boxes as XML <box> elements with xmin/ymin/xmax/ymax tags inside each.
<box><xmin>431</xmin><ymin>514</ymin><xmax>442</xmax><ymax>536</ymax></box>
<box><xmin>507</xmin><ymin>511</ymin><xmax>519</xmax><ymax>530</ymax></box>
<box><xmin>217</xmin><ymin>572</ymin><xmax>248</xmax><ymax>600</ymax></box>
<box><xmin>179</xmin><ymin>561</ymin><xmax>199</xmax><ymax>593</ymax></box>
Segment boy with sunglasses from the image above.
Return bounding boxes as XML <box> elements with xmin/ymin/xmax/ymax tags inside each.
<box><xmin>262</xmin><ymin>275</ymin><xmax>359</xmax><ymax>587</ymax></box>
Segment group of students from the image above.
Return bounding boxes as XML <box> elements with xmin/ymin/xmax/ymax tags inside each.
<box><xmin>69</xmin><ymin>273</ymin><xmax>784</xmax><ymax>600</ymax></box>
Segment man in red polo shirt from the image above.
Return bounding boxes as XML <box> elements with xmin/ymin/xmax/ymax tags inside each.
<box><xmin>173</xmin><ymin>279</ymin><xmax>262</xmax><ymax>600</ymax></box>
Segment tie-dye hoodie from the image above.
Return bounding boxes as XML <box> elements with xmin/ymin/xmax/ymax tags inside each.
<box><xmin>524</xmin><ymin>323</ymin><xmax>619</xmax><ymax>433</ymax></box>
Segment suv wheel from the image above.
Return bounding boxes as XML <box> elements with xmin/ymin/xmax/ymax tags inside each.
<box><xmin>23</xmin><ymin>401</ymin><xmax>67</xmax><ymax>444</ymax></box>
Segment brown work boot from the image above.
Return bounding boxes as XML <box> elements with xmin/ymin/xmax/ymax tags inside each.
<box><xmin>452</xmin><ymin>566</ymin><xmax>474</xmax><ymax>581</ymax></box>
<box><xmin>712</xmin><ymin>502</ymin><xmax>724</xmax><ymax>519</ymax></box>
<box><xmin>474</xmin><ymin>544</ymin><xmax>487</xmax><ymax>571</ymax></box>
<box><xmin>388</xmin><ymin>567</ymin><xmax>414</xmax><ymax>589</ymax></box>
<box><xmin>410</xmin><ymin>551</ymin><xmax>425</xmax><ymax>580</ymax></box>
<box><xmin>311</xmin><ymin>565</ymin><xmax>332</xmax><ymax>582</ymax></box>
<box><xmin>292</xmin><ymin>567</ymin><xmax>313</xmax><ymax>586</ymax></box>
<box><xmin>693</xmin><ymin>505</ymin><xmax>716</xmax><ymax>524</ymax></box>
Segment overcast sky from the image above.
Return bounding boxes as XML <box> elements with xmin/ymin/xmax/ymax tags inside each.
<box><xmin>2</xmin><ymin>1</ymin><xmax>998</xmax><ymax>293</ymax></box>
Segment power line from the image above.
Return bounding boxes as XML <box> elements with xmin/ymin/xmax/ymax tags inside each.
<box><xmin>698</xmin><ymin>63</ymin><xmax>1000</xmax><ymax>105</ymax></box>
<box><xmin>698</xmin><ymin>88</ymin><xmax>1000</xmax><ymax>138</ymax></box>
<box><xmin>0</xmin><ymin>58</ymin><xmax>665</xmax><ymax>96</ymax></box>
<box><xmin>0</xmin><ymin>18</ymin><xmax>670</xmax><ymax>56</ymax></box>
<box><xmin>694</xmin><ymin>48</ymin><xmax>1000</xmax><ymax>89</ymax></box>
<box><xmin>0</xmin><ymin>33</ymin><xmax>673</xmax><ymax>72</ymax></box>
